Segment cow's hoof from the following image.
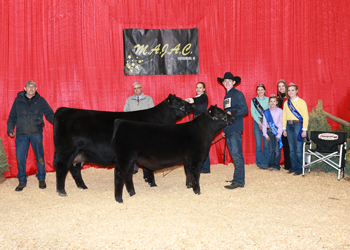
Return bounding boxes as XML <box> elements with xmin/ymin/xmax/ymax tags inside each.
<box><xmin>116</xmin><ymin>197</ymin><xmax>123</xmax><ymax>203</ymax></box>
<box><xmin>194</xmin><ymin>189</ymin><xmax>201</xmax><ymax>195</ymax></box>
<box><xmin>129</xmin><ymin>190</ymin><xmax>136</xmax><ymax>196</ymax></box>
<box><xmin>78</xmin><ymin>185</ymin><xmax>88</xmax><ymax>190</ymax></box>
<box><xmin>57</xmin><ymin>190</ymin><xmax>67</xmax><ymax>197</ymax></box>
<box><xmin>150</xmin><ymin>183</ymin><xmax>157</xmax><ymax>187</ymax></box>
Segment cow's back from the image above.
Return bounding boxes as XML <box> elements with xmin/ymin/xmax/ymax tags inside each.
<box><xmin>53</xmin><ymin>103</ymin><xmax>178</xmax><ymax>167</ymax></box>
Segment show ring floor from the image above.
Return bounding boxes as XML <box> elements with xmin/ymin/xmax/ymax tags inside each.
<box><xmin>1</xmin><ymin>164</ymin><xmax>349</xmax><ymax>249</ymax></box>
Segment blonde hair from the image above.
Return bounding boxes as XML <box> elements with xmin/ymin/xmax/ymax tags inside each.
<box><xmin>286</xmin><ymin>83</ymin><xmax>298</xmax><ymax>99</ymax></box>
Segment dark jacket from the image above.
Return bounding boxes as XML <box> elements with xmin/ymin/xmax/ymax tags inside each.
<box><xmin>277</xmin><ymin>93</ymin><xmax>286</xmax><ymax>109</ymax></box>
<box><xmin>193</xmin><ymin>94</ymin><xmax>208</xmax><ymax>116</ymax></box>
<box><xmin>223</xmin><ymin>87</ymin><xmax>248</xmax><ymax>133</ymax></box>
<box><xmin>7</xmin><ymin>91</ymin><xmax>54</xmax><ymax>136</ymax></box>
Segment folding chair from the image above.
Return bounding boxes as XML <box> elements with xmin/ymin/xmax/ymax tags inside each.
<box><xmin>303</xmin><ymin>131</ymin><xmax>347</xmax><ymax>180</ymax></box>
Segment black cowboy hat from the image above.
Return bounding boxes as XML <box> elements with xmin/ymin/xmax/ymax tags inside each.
<box><xmin>217</xmin><ymin>72</ymin><xmax>241</xmax><ymax>85</ymax></box>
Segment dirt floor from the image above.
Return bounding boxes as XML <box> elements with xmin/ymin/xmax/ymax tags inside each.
<box><xmin>1</xmin><ymin>164</ymin><xmax>350</xmax><ymax>250</ymax></box>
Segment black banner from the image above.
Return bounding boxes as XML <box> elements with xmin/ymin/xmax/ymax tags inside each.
<box><xmin>123</xmin><ymin>28</ymin><xmax>199</xmax><ymax>75</ymax></box>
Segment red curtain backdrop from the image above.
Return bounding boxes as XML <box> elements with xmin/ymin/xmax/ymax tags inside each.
<box><xmin>1</xmin><ymin>0</ymin><xmax>350</xmax><ymax>178</ymax></box>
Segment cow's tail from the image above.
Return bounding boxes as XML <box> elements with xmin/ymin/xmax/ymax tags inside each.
<box><xmin>112</xmin><ymin>119</ymin><xmax>124</xmax><ymax>143</ymax></box>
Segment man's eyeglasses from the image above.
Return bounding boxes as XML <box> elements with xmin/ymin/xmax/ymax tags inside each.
<box><xmin>133</xmin><ymin>87</ymin><xmax>142</xmax><ymax>90</ymax></box>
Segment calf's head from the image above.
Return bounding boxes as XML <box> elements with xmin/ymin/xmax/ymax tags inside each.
<box><xmin>205</xmin><ymin>105</ymin><xmax>235</xmax><ymax>125</ymax></box>
<box><xmin>166</xmin><ymin>94</ymin><xmax>195</xmax><ymax>116</ymax></box>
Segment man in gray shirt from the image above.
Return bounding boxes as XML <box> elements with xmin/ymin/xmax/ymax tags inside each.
<box><xmin>124</xmin><ymin>82</ymin><xmax>154</xmax><ymax>112</ymax></box>
<box><xmin>124</xmin><ymin>82</ymin><xmax>154</xmax><ymax>173</ymax></box>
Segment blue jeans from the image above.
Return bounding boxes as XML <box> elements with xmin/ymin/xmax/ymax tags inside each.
<box><xmin>267</xmin><ymin>131</ymin><xmax>281</xmax><ymax>169</ymax></box>
<box><xmin>253</xmin><ymin>121</ymin><xmax>269</xmax><ymax>168</ymax></box>
<box><xmin>15</xmin><ymin>134</ymin><xmax>46</xmax><ymax>184</ymax></box>
<box><xmin>201</xmin><ymin>155</ymin><xmax>210</xmax><ymax>173</ymax></box>
<box><xmin>226</xmin><ymin>131</ymin><xmax>245</xmax><ymax>186</ymax></box>
<box><xmin>286</xmin><ymin>122</ymin><xmax>303</xmax><ymax>174</ymax></box>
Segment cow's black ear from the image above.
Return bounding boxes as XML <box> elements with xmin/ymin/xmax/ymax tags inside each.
<box><xmin>215</xmin><ymin>104</ymin><xmax>217</xmax><ymax>107</ymax></box>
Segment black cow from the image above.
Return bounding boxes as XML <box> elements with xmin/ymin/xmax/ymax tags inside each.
<box><xmin>112</xmin><ymin>105</ymin><xmax>235</xmax><ymax>203</ymax></box>
<box><xmin>53</xmin><ymin>94</ymin><xmax>194</xmax><ymax>196</ymax></box>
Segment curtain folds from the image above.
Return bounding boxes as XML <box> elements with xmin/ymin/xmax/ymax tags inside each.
<box><xmin>1</xmin><ymin>0</ymin><xmax>349</xmax><ymax>178</ymax></box>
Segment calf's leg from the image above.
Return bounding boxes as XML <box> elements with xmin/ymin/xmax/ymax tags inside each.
<box><xmin>125</xmin><ymin>174</ymin><xmax>136</xmax><ymax>197</ymax></box>
<box><xmin>191</xmin><ymin>162</ymin><xmax>202</xmax><ymax>195</ymax></box>
<box><xmin>184</xmin><ymin>164</ymin><xmax>193</xmax><ymax>188</ymax></box>
<box><xmin>143</xmin><ymin>168</ymin><xmax>157</xmax><ymax>187</ymax></box>
<box><xmin>69</xmin><ymin>163</ymin><xmax>88</xmax><ymax>189</ymax></box>
<box><xmin>114</xmin><ymin>165</ymin><xmax>125</xmax><ymax>203</ymax></box>
<box><xmin>55</xmin><ymin>160</ymin><xmax>70</xmax><ymax>196</ymax></box>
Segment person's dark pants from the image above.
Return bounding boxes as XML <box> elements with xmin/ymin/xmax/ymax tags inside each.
<box><xmin>281</xmin><ymin>134</ymin><xmax>291</xmax><ymax>170</ymax></box>
<box><xmin>15</xmin><ymin>133</ymin><xmax>46</xmax><ymax>184</ymax></box>
<box><xmin>253</xmin><ymin>121</ymin><xmax>269</xmax><ymax>168</ymax></box>
<box><xmin>286</xmin><ymin>122</ymin><xmax>303</xmax><ymax>174</ymax></box>
<box><xmin>226</xmin><ymin>131</ymin><xmax>245</xmax><ymax>186</ymax></box>
<box><xmin>201</xmin><ymin>155</ymin><xmax>210</xmax><ymax>173</ymax></box>
<box><xmin>267</xmin><ymin>131</ymin><xmax>281</xmax><ymax>170</ymax></box>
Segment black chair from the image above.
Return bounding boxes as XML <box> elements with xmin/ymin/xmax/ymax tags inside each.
<box><xmin>303</xmin><ymin>131</ymin><xmax>347</xmax><ymax>180</ymax></box>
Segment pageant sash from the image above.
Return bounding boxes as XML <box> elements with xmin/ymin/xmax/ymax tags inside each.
<box><xmin>264</xmin><ymin>109</ymin><xmax>283</xmax><ymax>149</ymax></box>
<box><xmin>287</xmin><ymin>99</ymin><xmax>309</xmax><ymax>142</ymax></box>
<box><xmin>252</xmin><ymin>97</ymin><xmax>265</xmax><ymax>117</ymax></box>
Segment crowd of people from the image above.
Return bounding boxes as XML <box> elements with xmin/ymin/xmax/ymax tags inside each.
<box><xmin>7</xmin><ymin>74</ymin><xmax>308</xmax><ymax>191</ymax></box>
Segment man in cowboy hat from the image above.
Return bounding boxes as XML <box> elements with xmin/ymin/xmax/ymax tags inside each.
<box><xmin>218</xmin><ymin>72</ymin><xmax>248</xmax><ymax>189</ymax></box>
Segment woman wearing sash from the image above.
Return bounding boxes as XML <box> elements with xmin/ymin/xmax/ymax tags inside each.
<box><xmin>277</xmin><ymin>79</ymin><xmax>291</xmax><ymax>170</ymax></box>
<box><xmin>282</xmin><ymin>83</ymin><xmax>309</xmax><ymax>175</ymax></box>
<box><xmin>250</xmin><ymin>84</ymin><xmax>270</xmax><ymax>169</ymax></box>
<box><xmin>185</xmin><ymin>82</ymin><xmax>211</xmax><ymax>173</ymax></box>
<box><xmin>263</xmin><ymin>95</ymin><xmax>283</xmax><ymax>171</ymax></box>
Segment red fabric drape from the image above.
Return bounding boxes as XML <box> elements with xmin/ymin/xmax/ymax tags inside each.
<box><xmin>1</xmin><ymin>0</ymin><xmax>350</xmax><ymax>178</ymax></box>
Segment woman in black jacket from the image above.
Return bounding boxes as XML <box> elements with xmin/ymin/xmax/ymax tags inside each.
<box><xmin>185</xmin><ymin>82</ymin><xmax>210</xmax><ymax>173</ymax></box>
<box><xmin>276</xmin><ymin>79</ymin><xmax>291</xmax><ymax>170</ymax></box>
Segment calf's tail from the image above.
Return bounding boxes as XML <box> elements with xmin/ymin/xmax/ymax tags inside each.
<box><xmin>112</xmin><ymin>119</ymin><xmax>124</xmax><ymax>143</ymax></box>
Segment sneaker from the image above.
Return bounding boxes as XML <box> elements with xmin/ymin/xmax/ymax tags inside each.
<box><xmin>15</xmin><ymin>183</ymin><xmax>26</xmax><ymax>191</ymax></box>
<box><xmin>39</xmin><ymin>180</ymin><xmax>47</xmax><ymax>189</ymax></box>
<box><xmin>269</xmin><ymin>168</ymin><xmax>279</xmax><ymax>171</ymax></box>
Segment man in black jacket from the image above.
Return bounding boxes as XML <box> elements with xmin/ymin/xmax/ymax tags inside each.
<box><xmin>7</xmin><ymin>80</ymin><xmax>54</xmax><ymax>191</ymax></box>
